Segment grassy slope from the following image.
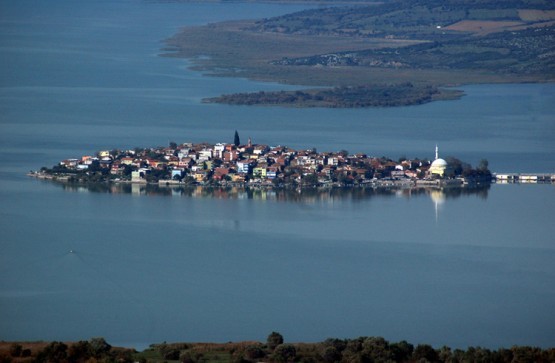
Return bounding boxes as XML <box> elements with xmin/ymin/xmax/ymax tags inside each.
<box><xmin>165</xmin><ymin>19</ymin><xmax>523</xmax><ymax>86</ymax></box>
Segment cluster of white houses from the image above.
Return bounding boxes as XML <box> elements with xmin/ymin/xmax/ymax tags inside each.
<box><xmin>52</xmin><ymin>140</ymin><xmax>475</xmax><ymax>186</ymax></box>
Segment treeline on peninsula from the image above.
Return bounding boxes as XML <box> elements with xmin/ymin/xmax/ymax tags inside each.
<box><xmin>204</xmin><ymin>83</ymin><xmax>461</xmax><ymax>108</ymax></box>
<box><xmin>2</xmin><ymin>334</ymin><xmax>554</xmax><ymax>363</ymax></box>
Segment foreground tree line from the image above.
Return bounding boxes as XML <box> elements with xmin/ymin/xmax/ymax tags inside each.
<box><xmin>2</xmin><ymin>333</ymin><xmax>554</xmax><ymax>363</ymax></box>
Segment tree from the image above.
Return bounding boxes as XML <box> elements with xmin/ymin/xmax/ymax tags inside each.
<box><xmin>244</xmin><ymin>344</ymin><xmax>266</xmax><ymax>360</ymax></box>
<box><xmin>36</xmin><ymin>341</ymin><xmax>68</xmax><ymax>362</ymax></box>
<box><xmin>302</xmin><ymin>173</ymin><xmax>319</xmax><ymax>186</ymax></box>
<box><xmin>361</xmin><ymin>337</ymin><xmax>393</xmax><ymax>362</ymax></box>
<box><xmin>267</xmin><ymin>331</ymin><xmax>284</xmax><ymax>350</ymax></box>
<box><xmin>234</xmin><ymin>130</ymin><xmax>241</xmax><ymax>147</ymax></box>
<box><xmin>67</xmin><ymin>340</ymin><xmax>92</xmax><ymax>361</ymax></box>
<box><xmin>322</xmin><ymin>346</ymin><xmax>341</xmax><ymax>362</ymax></box>
<box><xmin>272</xmin><ymin>344</ymin><xmax>296</xmax><ymax>362</ymax></box>
<box><xmin>89</xmin><ymin>337</ymin><xmax>111</xmax><ymax>358</ymax></box>
<box><xmin>412</xmin><ymin>344</ymin><xmax>439</xmax><ymax>362</ymax></box>
<box><xmin>88</xmin><ymin>160</ymin><xmax>101</xmax><ymax>173</ymax></box>
<box><xmin>478</xmin><ymin>159</ymin><xmax>489</xmax><ymax>172</ymax></box>
<box><xmin>9</xmin><ymin>343</ymin><xmax>22</xmax><ymax>357</ymax></box>
<box><xmin>390</xmin><ymin>340</ymin><xmax>414</xmax><ymax>362</ymax></box>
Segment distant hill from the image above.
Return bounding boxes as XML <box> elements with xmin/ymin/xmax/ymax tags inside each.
<box><xmin>165</xmin><ymin>0</ymin><xmax>555</xmax><ymax>107</ymax></box>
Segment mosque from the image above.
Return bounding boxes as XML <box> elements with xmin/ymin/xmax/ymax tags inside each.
<box><xmin>429</xmin><ymin>145</ymin><xmax>453</xmax><ymax>178</ymax></box>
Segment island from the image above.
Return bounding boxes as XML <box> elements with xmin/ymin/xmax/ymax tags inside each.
<box><xmin>163</xmin><ymin>0</ymin><xmax>555</xmax><ymax>107</ymax></box>
<box><xmin>29</xmin><ymin>133</ymin><xmax>493</xmax><ymax>189</ymax></box>
<box><xmin>203</xmin><ymin>83</ymin><xmax>463</xmax><ymax>108</ymax></box>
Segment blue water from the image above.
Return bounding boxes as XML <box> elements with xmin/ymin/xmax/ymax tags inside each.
<box><xmin>1</xmin><ymin>0</ymin><xmax>554</xmax><ymax>350</ymax></box>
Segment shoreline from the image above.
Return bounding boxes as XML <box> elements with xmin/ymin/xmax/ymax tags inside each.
<box><xmin>28</xmin><ymin>170</ymin><xmax>498</xmax><ymax>189</ymax></box>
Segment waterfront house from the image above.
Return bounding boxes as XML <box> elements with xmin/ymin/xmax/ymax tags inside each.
<box><xmin>253</xmin><ymin>166</ymin><xmax>268</xmax><ymax>179</ymax></box>
<box><xmin>178</xmin><ymin>157</ymin><xmax>195</xmax><ymax>169</ymax></box>
<box><xmin>223</xmin><ymin>150</ymin><xmax>239</xmax><ymax>162</ymax></box>
<box><xmin>213</xmin><ymin>143</ymin><xmax>226</xmax><ymax>158</ymax></box>
<box><xmin>253</xmin><ymin>144</ymin><xmax>270</xmax><ymax>155</ymax></box>
<box><xmin>81</xmin><ymin>156</ymin><xmax>94</xmax><ymax>165</ymax></box>
<box><xmin>194</xmin><ymin>170</ymin><xmax>209</xmax><ymax>182</ymax></box>
<box><xmin>213</xmin><ymin>167</ymin><xmax>231</xmax><ymax>181</ymax></box>
<box><xmin>237</xmin><ymin>160</ymin><xmax>256</xmax><ymax>174</ymax></box>
<box><xmin>171</xmin><ymin>169</ymin><xmax>184</xmax><ymax>179</ymax></box>
<box><xmin>60</xmin><ymin>159</ymin><xmax>79</xmax><ymax>168</ymax></box>
<box><xmin>121</xmin><ymin>157</ymin><xmax>134</xmax><ymax>165</ymax></box>
<box><xmin>231</xmin><ymin>173</ymin><xmax>246</xmax><ymax>183</ymax></box>
<box><xmin>327</xmin><ymin>156</ymin><xmax>339</xmax><ymax>166</ymax></box>
<box><xmin>199</xmin><ymin>148</ymin><xmax>213</xmax><ymax>159</ymax></box>
<box><xmin>110</xmin><ymin>162</ymin><xmax>125</xmax><ymax>175</ymax></box>
<box><xmin>267</xmin><ymin>166</ymin><xmax>279</xmax><ymax>179</ymax></box>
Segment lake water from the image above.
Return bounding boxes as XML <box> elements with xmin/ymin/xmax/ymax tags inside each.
<box><xmin>1</xmin><ymin>0</ymin><xmax>554</xmax><ymax>350</ymax></box>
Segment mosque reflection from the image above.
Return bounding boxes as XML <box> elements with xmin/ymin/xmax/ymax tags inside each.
<box><xmin>56</xmin><ymin>182</ymin><xmax>490</xmax><ymax>203</ymax></box>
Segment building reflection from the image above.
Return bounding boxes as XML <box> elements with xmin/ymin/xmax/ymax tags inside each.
<box><xmin>56</xmin><ymin>182</ymin><xmax>491</xmax><ymax>204</ymax></box>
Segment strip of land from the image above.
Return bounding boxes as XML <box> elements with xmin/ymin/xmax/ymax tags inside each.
<box><xmin>2</xmin><ymin>336</ymin><xmax>554</xmax><ymax>363</ymax></box>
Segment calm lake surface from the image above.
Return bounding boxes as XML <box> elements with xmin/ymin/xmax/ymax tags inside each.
<box><xmin>1</xmin><ymin>0</ymin><xmax>554</xmax><ymax>350</ymax></box>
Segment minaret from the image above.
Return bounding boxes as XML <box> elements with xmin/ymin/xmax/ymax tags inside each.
<box><xmin>435</xmin><ymin>144</ymin><xmax>439</xmax><ymax>160</ymax></box>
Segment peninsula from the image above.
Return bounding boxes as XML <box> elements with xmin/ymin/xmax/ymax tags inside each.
<box><xmin>163</xmin><ymin>0</ymin><xmax>555</xmax><ymax>108</ymax></box>
<box><xmin>29</xmin><ymin>134</ymin><xmax>492</xmax><ymax>188</ymax></box>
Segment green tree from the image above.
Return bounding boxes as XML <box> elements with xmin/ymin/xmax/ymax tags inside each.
<box><xmin>412</xmin><ymin>344</ymin><xmax>439</xmax><ymax>362</ymax></box>
<box><xmin>234</xmin><ymin>130</ymin><xmax>241</xmax><ymax>147</ymax></box>
<box><xmin>361</xmin><ymin>337</ymin><xmax>393</xmax><ymax>362</ymax></box>
<box><xmin>9</xmin><ymin>343</ymin><xmax>22</xmax><ymax>357</ymax></box>
<box><xmin>322</xmin><ymin>346</ymin><xmax>341</xmax><ymax>362</ymax></box>
<box><xmin>391</xmin><ymin>340</ymin><xmax>414</xmax><ymax>362</ymax></box>
<box><xmin>302</xmin><ymin>173</ymin><xmax>319</xmax><ymax>186</ymax></box>
<box><xmin>88</xmin><ymin>160</ymin><xmax>101</xmax><ymax>173</ymax></box>
<box><xmin>478</xmin><ymin>159</ymin><xmax>490</xmax><ymax>173</ymax></box>
<box><xmin>267</xmin><ymin>331</ymin><xmax>284</xmax><ymax>350</ymax></box>
<box><xmin>244</xmin><ymin>344</ymin><xmax>266</xmax><ymax>360</ymax></box>
<box><xmin>88</xmin><ymin>337</ymin><xmax>111</xmax><ymax>358</ymax></box>
<box><xmin>67</xmin><ymin>340</ymin><xmax>92</xmax><ymax>361</ymax></box>
<box><xmin>272</xmin><ymin>344</ymin><xmax>296</xmax><ymax>362</ymax></box>
<box><xmin>35</xmin><ymin>341</ymin><xmax>68</xmax><ymax>362</ymax></box>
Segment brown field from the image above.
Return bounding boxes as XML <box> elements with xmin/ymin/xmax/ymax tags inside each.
<box><xmin>518</xmin><ymin>9</ymin><xmax>555</xmax><ymax>21</ymax></box>
<box><xmin>445</xmin><ymin>20</ymin><xmax>525</xmax><ymax>35</ymax></box>
<box><xmin>0</xmin><ymin>342</ymin><xmax>58</xmax><ymax>362</ymax></box>
<box><xmin>0</xmin><ymin>341</ymin><xmax>135</xmax><ymax>362</ymax></box>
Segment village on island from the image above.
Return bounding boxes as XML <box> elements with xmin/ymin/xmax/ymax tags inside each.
<box><xmin>28</xmin><ymin>132</ymin><xmax>552</xmax><ymax>189</ymax></box>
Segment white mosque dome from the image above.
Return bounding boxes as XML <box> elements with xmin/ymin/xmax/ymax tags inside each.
<box><xmin>429</xmin><ymin>145</ymin><xmax>451</xmax><ymax>177</ymax></box>
<box><xmin>431</xmin><ymin>158</ymin><xmax>448</xmax><ymax>167</ymax></box>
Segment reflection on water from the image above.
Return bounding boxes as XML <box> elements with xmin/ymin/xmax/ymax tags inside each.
<box><xmin>53</xmin><ymin>181</ymin><xmax>491</xmax><ymax>203</ymax></box>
